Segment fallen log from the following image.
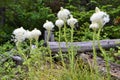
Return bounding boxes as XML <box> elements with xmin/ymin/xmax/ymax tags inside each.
<box><xmin>49</xmin><ymin>39</ymin><xmax>120</xmax><ymax>52</ymax></box>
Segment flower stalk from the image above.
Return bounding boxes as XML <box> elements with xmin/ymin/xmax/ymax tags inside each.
<box><xmin>43</xmin><ymin>20</ymin><xmax>54</xmax><ymax>69</ymax></box>
<box><xmin>67</xmin><ymin>14</ymin><xmax>78</xmax><ymax>71</ymax></box>
<box><xmin>97</xmin><ymin>27</ymin><xmax>110</xmax><ymax>80</ymax></box>
<box><xmin>70</xmin><ymin>26</ymin><xmax>74</xmax><ymax>71</ymax></box>
<box><xmin>92</xmin><ymin>29</ymin><xmax>99</xmax><ymax>78</ymax></box>
<box><xmin>89</xmin><ymin>7</ymin><xmax>110</xmax><ymax>80</ymax></box>
<box><xmin>47</xmin><ymin>30</ymin><xmax>53</xmax><ymax>68</ymax></box>
<box><xmin>64</xmin><ymin>23</ymin><xmax>68</xmax><ymax>43</ymax></box>
<box><xmin>58</xmin><ymin>27</ymin><xmax>66</xmax><ymax>68</ymax></box>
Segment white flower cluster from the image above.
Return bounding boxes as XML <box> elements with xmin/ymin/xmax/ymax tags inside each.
<box><xmin>90</xmin><ymin>7</ymin><xmax>110</xmax><ymax>30</ymax></box>
<box><xmin>12</xmin><ymin>27</ymin><xmax>41</xmax><ymax>42</ymax></box>
<box><xmin>12</xmin><ymin>27</ymin><xmax>26</xmax><ymax>42</ymax></box>
<box><xmin>55</xmin><ymin>7</ymin><xmax>78</xmax><ymax>28</ymax></box>
<box><xmin>55</xmin><ymin>19</ymin><xmax>64</xmax><ymax>28</ymax></box>
<box><xmin>43</xmin><ymin>7</ymin><xmax>78</xmax><ymax>30</ymax></box>
<box><xmin>57</xmin><ymin>7</ymin><xmax>71</xmax><ymax>22</ymax></box>
<box><xmin>43</xmin><ymin>20</ymin><xmax>54</xmax><ymax>30</ymax></box>
<box><xmin>67</xmin><ymin>15</ymin><xmax>78</xmax><ymax>27</ymax></box>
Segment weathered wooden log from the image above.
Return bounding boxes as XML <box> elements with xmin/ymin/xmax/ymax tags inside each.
<box><xmin>49</xmin><ymin>39</ymin><xmax>120</xmax><ymax>52</ymax></box>
<box><xmin>12</xmin><ymin>55</ymin><xmax>23</xmax><ymax>65</ymax></box>
<box><xmin>0</xmin><ymin>55</ymin><xmax>23</xmax><ymax>66</ymax></box>
<box><xmin>44</xmin><ymin>30</ymin><xmax>54</xmax><ymax>42</ymax></box>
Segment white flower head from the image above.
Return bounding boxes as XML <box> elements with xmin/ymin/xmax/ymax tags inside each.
<box><xmin>67</xmin><ymin>15</ymin><xmax>78</xmax><ymax>27</ymax></box>
<box><xmin>25</xmin><ymin>30</ymin><xmax>32</xmax><ymax>39</ymax></box>
<box><xmin>12</xmin><ymin>27</ymin><xmax>26</xmax><ymax>42</ymax></box>
<box><xmin>43</xmin><ymin>20</ymin><xmax>54</xmax><ymax>30</ymax></box>
<box><xmin>89</xmin><ymin>22</ymin><xmax>99</xmax><ymax>30</ymax></box>
<box><xmin>57</xmin><ymin>7</ymin><xmax>71</xmax><ymax>22</ymax></box>
<box><xmin>31</xmin><ymin>28</ymin><xmax>41</xmax><ymax>40</ymax></box>
<box><xmin>90</xmin><ymin>7</ymin><xmax>110</xmax><ymax>29</ymax></box>
<box><xmin>55</xmin><ymin>19</ymin><xmax>64</xmax><ymax>28</ymax></box>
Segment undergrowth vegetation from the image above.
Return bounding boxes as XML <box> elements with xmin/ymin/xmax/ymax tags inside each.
<box><xmin>0</xmin><ymin>0</ymin><xmax>120</xmax><ymax>80</ymax></box>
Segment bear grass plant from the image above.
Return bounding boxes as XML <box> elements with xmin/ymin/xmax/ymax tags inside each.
<box><xmin>0</xmin><ymin>31</ymin><xmax>107</xmax><ymax>79</ymax></box>
<box><xmin>89</xmin><ymin>7</ymin><xmax>110</xmax><ymax>80</ymax></box>
<box><xmin>0</xmin><ymin>7</ymin><xmax>112</xmax><ymax>80</ymax></box>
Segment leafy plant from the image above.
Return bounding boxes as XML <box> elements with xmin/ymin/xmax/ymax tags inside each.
<box><xmin>6</xmin><ymin>0</ymin><xmax>55</xmax><ymax>30</ymax></box>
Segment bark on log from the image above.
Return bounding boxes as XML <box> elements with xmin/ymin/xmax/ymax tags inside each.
<box><xmin>44</xmin><ymin>30</ymin><xmax>54</xmax><ymax>42</ymax></box>
<box><xmin>49</xmin><ymin>39</ymin><xmax>120</xmax><ymax>52</ymax></box>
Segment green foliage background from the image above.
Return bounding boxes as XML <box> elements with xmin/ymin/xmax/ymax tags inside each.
<box><xmin>0</xmin><ymin>0</ymin><xmax>120</xmax><ymax>43</ymax></box>
<box><xmin>0</xmin><ymin>0</ymin><xmax>120</xmax><ymax>79</ymax></box>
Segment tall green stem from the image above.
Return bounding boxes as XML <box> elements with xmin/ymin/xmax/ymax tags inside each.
<box><xmin>97</xmin><ymin>28</ymin><xmax>110</xmax><ymax>80</ymax></box>
<box><xmin>59</xmin><ymin>28</ymin><xmax>61</xmax><ymax>43</ymax></box>
<box><xmin>47</xmin><ymin>30</ymin><xmax>53</xmax><ymax>68</ymax></box>
<box><xmin>58</xmin><ymin>27</ymin><xmax>65</xmax><ymax>68</ymax></box>
<box><xmin>35</xmin><ymin>38</ymin><xmax>38</xmax><ymax>49</ymax></box>
<box><xmin>71</xmin><ymin>27</ymin><xmax>74</xmax><ymax>43</ymax></box>
<box><xmin>29</xmin><ymin>39</ymin><xmax>33</xmax><ymax>54</ymax></box>
<box><xmin>30</xmin><ymin>39</ymin><xmax>32</xmax><ymax>49</ymax></box>
<box><xmin>64</xmin><ymin>23</ymin><xmax>67</xmax><ymax>42</ymax></box>
<box><xmin>93</xmin><ymin>30</ymin><xmax>97</xmax><ymax>66</ymax></box>
<box><xmin>93</xmin><ymin>30</ymin><xmax>99</xmax><ymax>78</ymax></box>
<box><xmin>63</xmin><ymin>23</ymin><xmax>69</xmax><ymax>67</ymax></box>
<box><xmin>70</xmin><ymin>26</ymin><xmax>74</xmax><ymax>72</ymax></box>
